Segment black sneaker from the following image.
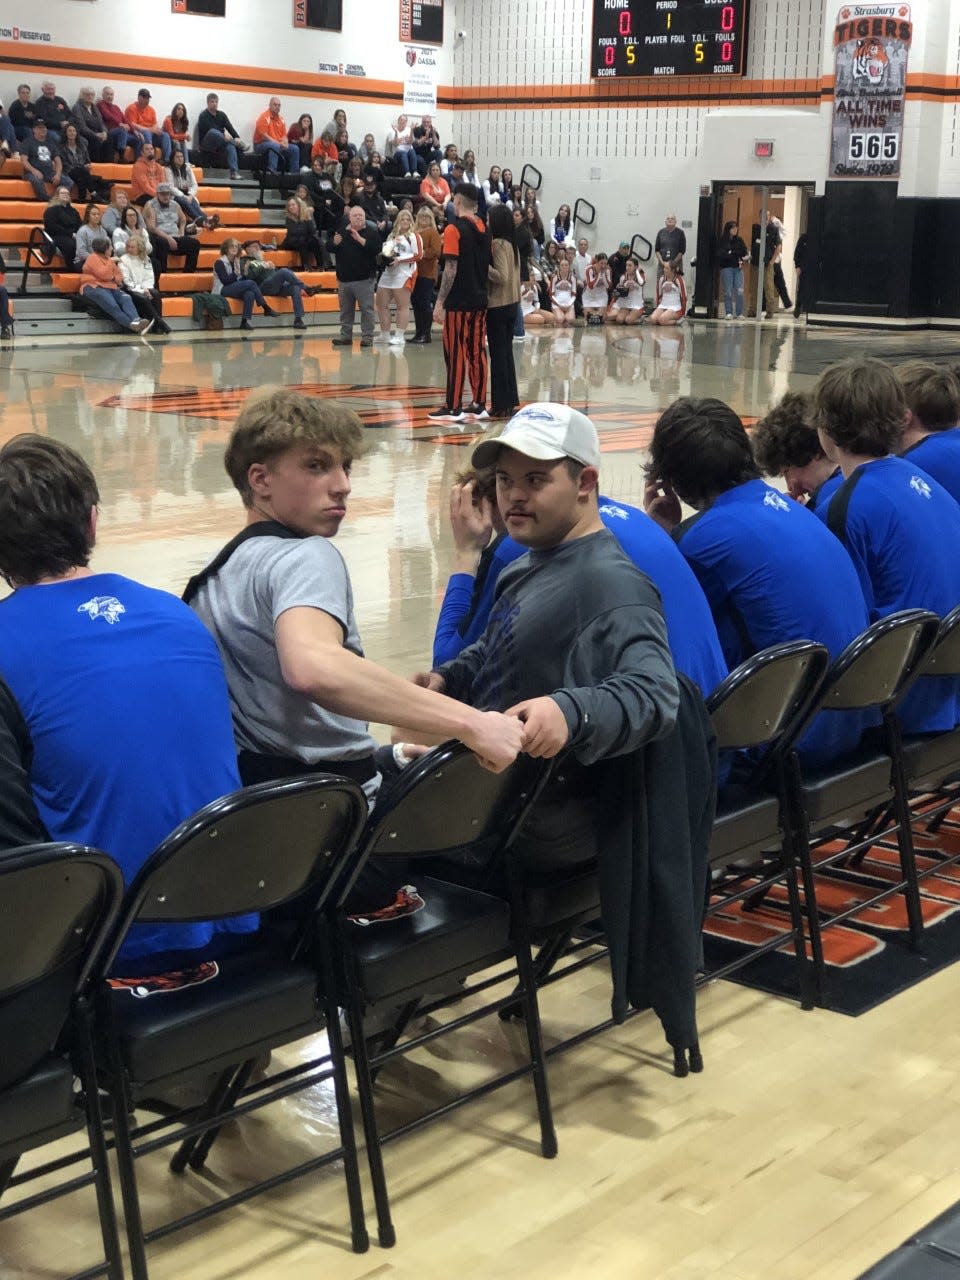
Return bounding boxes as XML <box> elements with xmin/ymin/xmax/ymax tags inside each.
<box><xmin>427</xmin><ymin>406</ymin><xmax>464</xmax><ymax>421</ymax></box>
<box><xmin>359</xmin><ymin>336</ymin><xmax>373</xmax><ymax>347</ymax></box>
<box><xmin>293</xmin><ymin>317</ymin><xmax>306</xmax><ymax>330</ymax></box>
<box><xmin>464</xmin><ymin>403</ymin><xmax>489</xmax><ymax>421</ymax></box>
<box><xmin>332</xmin><ymin>336</ymin><xmax>353</xmax><ymax>346</ymax></box>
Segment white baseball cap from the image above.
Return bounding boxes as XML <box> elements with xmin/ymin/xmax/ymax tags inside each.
<box><xmin>472</xmin><ymin>402</ymin><xmax>600</xmax><ymax>470</ymax></box>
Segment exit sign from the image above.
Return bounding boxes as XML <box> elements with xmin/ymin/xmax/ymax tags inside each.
<box><xmin>754</xmin><ymin>139</ymin><xmax>775</xmax><ymax>159</ymax></box>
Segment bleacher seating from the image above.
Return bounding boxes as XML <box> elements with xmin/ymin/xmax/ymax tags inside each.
<box><xmin>0</xmin><ymin>155</ymin><xmax>342</xmax><ymax>335</ymax></box>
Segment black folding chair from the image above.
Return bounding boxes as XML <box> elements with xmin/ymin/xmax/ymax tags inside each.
<box><xmin>333</xmin><ymin>743</ymin><xmax>555</xmax><ymax>1251</ymax></box>
<box><xmin>94</xmin><ymin>774</ymin><xmax>369</xmax><ymax>1280</ymax></box>
<box><xmin>786</xmin><ymin>610</ymin><xmax>941</xmax><ymax>1004</ymax></box>
<box><xmin>0</xmin><ymin>843</ymin><xmax>124</xmax><ymax>1280</ymax></box>
<box><xmin>900</xmin><ymin>603</ymin><xmax>960</xmax><ymax>848</ymax></box>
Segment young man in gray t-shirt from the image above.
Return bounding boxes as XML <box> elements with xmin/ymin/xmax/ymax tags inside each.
<box><xmin>185</xmin><ymin>389</ymin><xmax>523</xmax><ymax>803</ymax></box>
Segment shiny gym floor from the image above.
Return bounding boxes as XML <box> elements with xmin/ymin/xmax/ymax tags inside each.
<box><xmin>3</xmin><ymin>318</ymin><xmax>960</xmax><ymax>1280</ymax></box>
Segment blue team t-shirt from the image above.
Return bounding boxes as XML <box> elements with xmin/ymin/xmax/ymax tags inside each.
<box><xmin>674</xmin><ymin>479</ymin><xmax>874</xmax><ymax>766</ymax></box>
<box><xmin>0</xmin><ymin>573</ymin><xmax>257</xmax><ymax>963</ymax></box>
<box><xmin>821</xmin><ymin>456</ymin><xmax>960</xmax><ymax>734</ymax></box>
<box><xmin>807</xmin><ymin>468</ymin><xmax>844</xmax><ymax>517</ymax></box>
<box><xmin>432</xmin><ymin>496</ymin><xmax>728</xmax><ymax>696</ymax></box>
<box><xmin>900</xmin><ymin>429</ymin><xmax>960</xmax><ymax>506</ymax></box>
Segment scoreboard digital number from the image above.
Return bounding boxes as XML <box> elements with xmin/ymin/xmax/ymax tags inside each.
<box><xmin>591</xmin><ymin>0</ymin><xmax>750</xmax><ymax>79</ymax></box>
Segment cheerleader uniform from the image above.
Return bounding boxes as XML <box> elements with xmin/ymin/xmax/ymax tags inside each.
<box><xmin>611</xmin><ymin>273</ymin><xmax>646</xmax><ymax>312</ymax></box>
<box><xmin>655</xmin><ymin>273</ymin><xmax>687</xmax><ymax>316</ymax></box>
<box><xmin>581</xmin><ymin>264</ymin><xmax>611</xmax><ymax>310</ymax></box>
<box><xmin>377</xmin><ymin>232</ymin><xmax>421</xmax><ymax>291</ymax></box>
<box><xmin>550</xmin><ymin>274</ymin><xmax>576</xmax><ymax>310</ymax></box>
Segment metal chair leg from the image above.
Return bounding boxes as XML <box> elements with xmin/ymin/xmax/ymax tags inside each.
<box><xmin>171</xmin><ymin>1062</ymin><xmax>251</xmax><ymax>1174</ymax></box>
<box><xmin>510</xmin><ymin>910</ymin><xmax>558</xmax><ymax>1160</ymax></box>
<box><xmin>346</xmin><ymin>992</ymin><xmax>395</xmax><ymax>1248</ymax></box>
<box><xmin>76</xmin><ymin>1001</ymin><xmax>125</xmax><ymax>1280</ymax></box>
<box><xmin>323</xmin><ymin>986</ymin><xmax>371</xmax><ymax>1254</ymax></box>
<box><xmin>108</xmin><ymin>1069</ymin><xmax>149</xmax><ymax>1280</ymax></box>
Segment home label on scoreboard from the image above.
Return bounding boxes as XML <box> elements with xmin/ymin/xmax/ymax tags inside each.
<box><xmin>590</xmin><ymin>0</ymin><xmax>750</xmax><ymax>78</ymax></box>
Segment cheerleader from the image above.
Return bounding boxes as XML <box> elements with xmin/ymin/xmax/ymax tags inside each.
<box><xmin>607</xmin><ymin>258</ymin><xmax>646</xmax><ymax>325</ymax></box>
<box><xmin>581</xmin><ymin>252</ymin><xmax>612</xmax><ymax>323</ymax></box>
<box><xmin>376</xmin><ymin>208</ymin><xmax>421</xmax><ymax>344</ymax></box>
<box><xmin>549</xmin><ymin>257</ymin><xmax>576</xmax><ymax>325</ymax></box>
<box><xmin>522</xmin><ymin>268</ymin><xmax>553</xmax><ymax>326</ymax></box>
<box><xmin>648</xmin><ymin>261</ymin><xmax>687</xmax><ymax>326</ymax></box>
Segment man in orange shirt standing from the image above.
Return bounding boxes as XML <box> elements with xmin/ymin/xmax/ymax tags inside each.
<box><xmin>125</xmin><ymin>88</ymin><xmax>171</xmax><ymax>163</ymax></box>
<box><xmin>253</xmin><ymin>96</ymin><xmax>299</xmax><ymax>176</ymax></box>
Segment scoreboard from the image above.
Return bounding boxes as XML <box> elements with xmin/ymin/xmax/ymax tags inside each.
<box><xmin>590</xmin><ymin>0</ymin><xmax>750</xmax><ymax>78</ymax></box>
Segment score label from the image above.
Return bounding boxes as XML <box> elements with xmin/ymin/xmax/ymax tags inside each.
<box><xmin>590</xmin><ymin>0</ymin><xmax>749</xmax><ymax>78</ymax></box>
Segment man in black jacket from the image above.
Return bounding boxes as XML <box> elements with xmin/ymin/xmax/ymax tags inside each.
<box><xmin>331</xmin><ymin>204</ymin><xmax>381</xmax><ymax>347</ymax></box>
<box><xmin>196</xmin><ymin>92</ymin><xmax>246</xmax><ymax>179</ymax></box>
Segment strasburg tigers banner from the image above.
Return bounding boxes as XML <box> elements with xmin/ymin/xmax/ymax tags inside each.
<box><xmin>829</xmin><ymin>4</ymin><xmax>912</xmax><ymax>179</ymax></box>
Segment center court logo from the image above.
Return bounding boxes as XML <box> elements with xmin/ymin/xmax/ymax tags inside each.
<box><xmin>78</xmin><ymin>596</ymin><xmax>126</xmax><ymax>624</ymax></box>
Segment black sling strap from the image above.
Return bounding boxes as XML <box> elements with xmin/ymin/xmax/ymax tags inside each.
<box><xmin>182</xmin><ymin>520</ymin><xmax>302</xmax><ymax>604</ymax></box>
<box><xmin>825</xmin><ymin>467</ymin><xmax>865</xmax><ymax>546</ymax></box>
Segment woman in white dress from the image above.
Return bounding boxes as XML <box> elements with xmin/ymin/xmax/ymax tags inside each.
<box><xmin>549</xmin><ymin>257</ymin><xmax>577</xmax><ymax>325</ymax></box>
<box><xmin>581</xmin><ymin>252</ymin><xmax>612</xmax><ymax>323</ymax></box>
<box><xmin>607</xmin><ymin>258</ymin><xmax>646</xmax><ymax>325</ymax></box>
<box><xmin>375</xmin><ymin>208</ymin><xmax>421</xmax><ymax>345</ymax></box>
<box><xmin>648</xmin><ymin>261</ymin><xmax>687</xmax><ymax>326</ymax></box>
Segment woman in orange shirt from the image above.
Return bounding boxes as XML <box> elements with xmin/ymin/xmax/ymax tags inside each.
<box><xmin>79</xmin><ymin>236</ymin><xmax>150</xmax><ymax>333</ymax></box>
<box><xmin>419</xmin><ymin>161</ymin><xmax>449</xmax><ymax>214</ymax></box>
<box><xmin>162</xmin><ymin>103</ymin><xmax>190</xmax><ymax>148</ymax></box>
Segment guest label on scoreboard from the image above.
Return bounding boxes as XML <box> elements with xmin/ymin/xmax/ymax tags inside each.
<box><xmin>590</xmin><ymin>0</ymin><xmax>750</xmax><ymax>78</ymax></box>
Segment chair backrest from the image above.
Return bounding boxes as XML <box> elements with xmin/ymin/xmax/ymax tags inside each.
<box><xmin>354</xmin><ymin>742</ymin><xmax>545</xmax><ymax>864</ymax></box>
<box><xmin>118</xmin><ymin>775</ymin><xmax>367</xmax><ymax>935</ymax></box>
<box><xmin>706</xmin><ymin>640</ymin><xmax>829</xmax><ymax>752</ymax></box>
<box><xmin>918</xmin><ymin>603</ymin><xmax>960</xmax><ymax>678</ymax></box>
<box><xmin>0</xmin><ymin>844</ymin><xmax>123</xmax><ymax>1090</ymax></box>
<box><xmin>817</xmin><ymin>610</ymin><xmax>940</xmax><ymax>713</ymax></box>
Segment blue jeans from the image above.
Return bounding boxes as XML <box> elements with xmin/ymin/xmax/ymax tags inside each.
<box><xmin>0</xmin><ymin>115</ymin><xmax>16</xmax><ymax>152</ymax></box>
<box><xmin>151</xmin><ymin>130</ymin><xmax>172</xmax><ymax>163</ymax></box>
<box><xmin>173</xmin><ymin>193</ymin><xmax>205</xmax><ymax>222</ymax></box>
<box><xmin>0</xmin><ymin>286</ymin><xmax>12</xmax><ymax>328</ymax></box>
<box><xmin>108</xmin><ymin>126</ymin><xmax>135</xmax><ymax>158</ymax></box>
<box><xmin>82</xmin><ymin>285</ymin><xmax>139</xmax><ymax>329</ymax></box>
<box><xmin>221</xmin><ymin>278</ymin><xmax>265</xmax><ymax>320</ymax></box>
<box><xmin>393</xmin><ymin>145</ymin><xmax>417</xmax><ymax>175</ymax></box>
<box><xmin>255</xmin><ymin>139</ymin><xmax>298</xmax><ymax>174</ymax></box>
<box><xmin>200</xmin><ymin>128</ymin><xmax>239</xmax><ymax>172</ymax></box>
<box><xmin>261</xmin><ymin>269</ymin><xmax>305</xmax><ymax>319</ymax></box>
<box><xmin>720</xmin><ymin>266</ymin><xmax>744</xmax><ymax>317</ymax></box>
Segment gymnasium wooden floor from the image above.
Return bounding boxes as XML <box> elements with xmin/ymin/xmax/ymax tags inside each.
<box><xmin>2</xmin><ymin>318</ymin><xmax>960</xmax><ymax>1280</ymax></box>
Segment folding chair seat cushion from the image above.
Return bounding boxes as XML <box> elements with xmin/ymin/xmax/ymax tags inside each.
<box><xmin>345</xmin><ymin>875</ymin><xmax>512</xmax><ymax>1005</ymax></box>
<box><xmin>902</xmin><ymin>726</ymin><xmax>960</xmax><ymax>792</ymax></box>
<box><xmin>709</xmin><ymin>784</ymin><xmax>781</xmax><ymax>866</ymax></box>
<box><xmin>107</xmin><ymin>940</ymin><xmax>321</xmax><ymax>1087</ymax></box>
<box><xmin>522</xmin><ymin>864</ymin><xmax>600</xmax><ymax>932</ymax></box>
<box><xmin>799</xmin><ymin>747</ymin><xmax>892</xmax><ymax>828</ymax></box>
<box><xmin>0</xmin><ymin>1054</ymin><xmax>77</xmax><ymax>1154</ymax></box>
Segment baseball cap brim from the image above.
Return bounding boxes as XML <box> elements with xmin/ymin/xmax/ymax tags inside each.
<box><xmin>472</xmin><ymin>428</ymin><xmax>567</xmax><ymax>470</ymax></box>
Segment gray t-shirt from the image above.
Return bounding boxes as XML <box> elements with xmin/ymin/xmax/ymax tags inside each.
<box><xmin>190</xmin><ymin>534</ymin><xmax>377</xmax><ymax>766</ymax></box>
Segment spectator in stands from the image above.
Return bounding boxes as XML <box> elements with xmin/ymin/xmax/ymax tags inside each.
<box><xmin>419</xmin><ymin>160</ymin><xmax>450</xmax><ymax>215</ymax></box>
<box><xmin>894</xmin><ymin>361</ymin><xmax>960</xmax><ymax>503</ymax></box>
<box><xmin>42</xmin><ymin>187</ymin><xmax>81</xmax><ymax>269</ymax></box>
<box><xmin>344</xmin><ymin>155</ymin><xmax>364</xmax><ymax>185</ymax></box>
<box><xmin>162</xmin><ymin>102</ymin><xmax>191</xmax><ymax>153</ymax></box>
<box><xmin>58</xmin><ymin>122</ymin><xmax>108</xmax><ymax>203</ymax></box>
<box><xmin>22</xmin><ymin>121</ymin><xmax>61</xmax><ymax>201</ymax></box>
<box><xmin>323</xmin><ymin>107</ymin><xmax>349</xmax><ymax>138</ymax></box>
<box><xmin>332</xmin><ymin>204</ymin><xmax>381</xmax><ymax>347</ymax></box>
<box><xmin>196</xmin><ymin>92</ymin><xmax>244</xmax><ymax>180</ymax></box>
<box><xmin>339</xmin><ymin>174</ymin><xmax>359</xmax><ymax>207</ymax></box>
<box><xmin>118</xmin><ymin>231</ymin><xmax>171</xmax><ymax>335</ymax></box>
<box><xmin>9</xmin><ymin>84</ymin><xmax>36</xmax><ymax>144</ymax></box>
<box><xmin>607</xmin><ymin>240</ymin><xmax>633</xmax><ymax>293</ymax></box>
<box><xmin>375</xmin><ymin>208</ymin><xmax>421</xmax><ymax>346</ymax></box>
<box><xmin>461</xmin><ymin>149</ymin><xmax>479</xmax><ymax>186</ymax></box>
<box><xmin>166</xmin><ymin>149</ymin><xmax>221</xmax><ymax>230</ymax></box>
<box><xmin>385</xmin><ymin>114</ymin><xmax>417</xmax><ymax>177</ymax></box>
<box><xmin>241</xmin><ymin>239</ymin><xmax>311</xmax><ymax>331</ymax></box>
<box><xmin>0</xmin><ymin>434</ymin><xmax>255</xmax><ymax>966</ymax></box>
<box><xmin>363</xmin><ymin>151</ymin><xmax>386</xmax><ymax>189</ymax></box>
<box><xmin>288</xmin><ymin>112</ymin><xmax>314</xmax><ymax>170</ymax></box>
<box><xmin>644</xmin><ymin>396</ymin><xmax>872</xmax><ymax>766</ymax></box>
<box><xmin>184</xmin><ymin>389</ymin><xmax>521</xmax><ymax>800</ymax></box>
<box><xmin>358</xmin><ymin>132</ymin><xmax>377</xmax><ymax>165</ymax></box>
<box><xmin>254</xmin><ymin>97</ymin><xmax>299</xmax><ymax>176</ymax></box>
<box><xmin>540</xmin><ymin>239</ymin><xmax>562</xmax><ymax>281</ymax></box>
<box><xmin>79</xmin><ymin>236</ymin><xmax>152</xmax><ymax>333</ymax></box>
<box><xmin>71</xmin><ymin>87</ymin><xmax>112</xmax><ymax>164</ymax></box>
<box><xmin>525</xmin><ymin>204</ymin><xmax>545</xmax><ymax>261</ymax></box>
<box><xmin>96</xmin><ymin>86</ymin><xmax>136</xmax><ymax>161</ymax></box>
<box><xmin>655</xmin><ymin>213</ymin><xmax>685</xmax><ymax>278</ymax></box>
<box><xmin>130</xmin><ymin>142</ymin><xmax>166</xmax><ymax>207</ymax></box>
<box><xmin>549</xmin><ymin>256</ymin><xmax>577</xmax><ymax>325</ymax></box>
<box><xmin>581</xmin><ymin>252</ymin><xmax>611</xmax><ymax>324</ymax></box>
<box><xmin>607</xmin><ymin>258</ymin><xmax>646</xmax><ymax>325</ymax></box>
<box><xmin>311</xmin><ymin>128</ymin><xmax>340</xmax><ymax>171</ymax></box>
<box><xmin>440</xmin><ymin>143</ymin><xmax>460</xmax><ymax>176</ymax></box>
<box><xmin>752</xmin><ymin>390</ymin><xmax>842</xmax><ymax>513</ymax></box>
<box><xmin>334</xmin><ymin>127</ymin><xmax>356</xmax><ymax>167</ymax></box>
<box><xmin>213</xmin><ymin>237</ymin><xmax>274</xmax><ymax>331</ymax></box>
<box><xmin>499</xmin><ymin>168</ymin><xmax>515</xmax><ymax>200</ymax></box>
<box><xmin>0</xmin><ymin>250</ymin><xmax>13</xmax><ymax>339</ymax></box>
<box><xmin>0</xmin><ymin>100</ymin><xmax>15</xmax><ymax>162</ymax></box>
<box><xmin>112</xmin><ymin>204</ymin><xmax>153</xmax><ymax>270</ymax></box>
<box><xmin>125</xmin><ymin>89</ymin><xmax>171</xmax><ymax>164</ymax></box>
<box><xmin>101</xmin><ymin>188</ymin><xmax>132</xmax><ymax>235</ymax></box>
<box><xmin>359</xmin><ymin>173</ymin><xmax>389</xmax><ymax>236</ymax></box>
<box><xmin>281</xmin><ymin>194</ymin><xmax>326</xmax><ymax>270</ymax></box>
<box><xmin>34</xmin><ymin>81</ymin><xmax>70</xmax><ymax>144</ymax></box>
<box><xmin>143</xmin><ymin>183</ymin><xmax>201</xmax><ymax>274</ymax></box>
<box><xmin>74</xmin><ymin>203</ymin><xmax>105</xmax><ymax>269</ymax></box>
<box><xmin>413</xmin><ymin>114</ymin><xmax>441</xmax><ymax>170</ymax></box>
<box><xmin>410</xmin><ymin>204</ymin><xmax>441</xmax><ymax>344</ymax></box>
<box><xmin>486</xmin><ymin>204</ymin><xmax>521</xmax><ymax>419</ymax></box>
<box><xmin>648</xmin><ymin>262</ymin><xmax>686</xmax><ymax>325</ymax></box>
<box><xmin>549</xmin><ymin>203</ymin><xmax>573</xmax><ymax>247</ymax></box>
<box><xmin>812</xmin><ymin>358</ymin><xmax>960</xmax><ymax>733</ymax></box>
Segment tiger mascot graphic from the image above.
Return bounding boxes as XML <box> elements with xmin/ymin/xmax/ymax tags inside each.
<box><xmin>852</xmin><ymin>37</ymin><xmax>889</xmax><ymax>86</ymax></box>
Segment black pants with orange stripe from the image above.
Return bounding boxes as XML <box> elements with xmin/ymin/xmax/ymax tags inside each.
<box><xmin>442</xmin><ymin>308</ymin><xmax>488</xmax><ymax>410</ymax></box>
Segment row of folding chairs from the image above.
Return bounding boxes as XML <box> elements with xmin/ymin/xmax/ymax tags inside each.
<box><xmin>3</xmin><ymin>605</ymin><xmax>959</xmax><ymax>1277</ymax></box>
